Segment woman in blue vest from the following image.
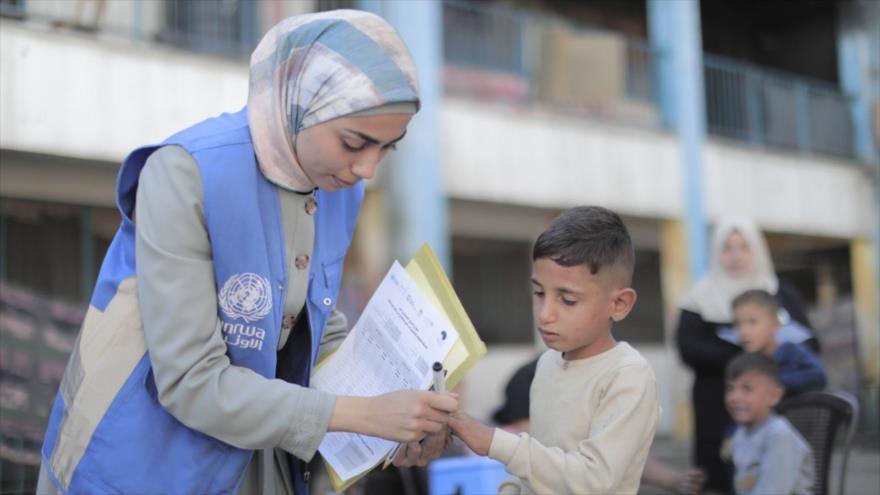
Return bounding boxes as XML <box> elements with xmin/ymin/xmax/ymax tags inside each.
<box><xmin>38</xmin><ymin>10</ymin><xmax>458</xmax><ymax>495</ymax></box>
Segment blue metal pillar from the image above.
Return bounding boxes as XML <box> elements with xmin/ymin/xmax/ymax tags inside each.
<box><xmin>838</xmin><ymin>0</ymin><xmax>880</xmax><ymax>328</ymax></box>
<box><xmin>836</xmin><ymin>0</ymin><xmax>880</xmax><ymax>165</ymax></box>
<box><xmin>358</xmin><ymin>0</ymin><xmax>449</xmax><ymax>269</ymax></box>
<box><xmin>648</xmin><ymin>0</ymin><xmax>708</xmax><ymax>279</ymax></box>
<box><xmin>838</xmin><ymin>3</ymin><xmax>880</xmax><ymax>427</ymax></box>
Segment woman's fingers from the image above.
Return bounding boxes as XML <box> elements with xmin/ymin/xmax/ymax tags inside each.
<box><xmin>367</xmin><ymin>390</ymin><xmax>460</xmax><ymax>443</ymax></box>
<box><xmin>409</xmin><ymin>391</ymin><xmax>458</xmax><ymax>426</ymax></box>
<box><xmin>425</xmin><ymin>392</ymin><xmax>459</xmax><ymax>413</ymax></box>
<box><xmin>421</xmin><ymin>418</ymin><xmax>445</xmax><ymax>433</ymax></box>
<box><xmin>420</xmin><ymin>405</ymin><xmax>452</xmax><ymax>425</ymax></box>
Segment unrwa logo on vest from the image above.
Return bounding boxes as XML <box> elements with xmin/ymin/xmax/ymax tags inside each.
<box><xmin>218</xmin><ymin>273</ymin><xmax>273</xmax><ymax>323</ymax></box>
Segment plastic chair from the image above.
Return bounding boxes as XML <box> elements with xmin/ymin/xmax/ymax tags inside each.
<box><xmin>777</xmin><ymin>390</ymin><xmax>859</xmax><ymax>495</ymax></box>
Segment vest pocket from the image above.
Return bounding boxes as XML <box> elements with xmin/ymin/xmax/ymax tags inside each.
<box><xmin>308</xmin><ymin>255</ymin><xmax>344</xmax><ymax>315</ymax></box>
<box><xmin>321</xmin><ymin>255</ymin><xmax>345</xmax><ymax>289</ymax></box>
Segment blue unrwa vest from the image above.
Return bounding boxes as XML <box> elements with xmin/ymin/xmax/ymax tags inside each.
<box><xmin>40</xmin><ymin>109</ymin><xmax>363</xmax><ymax>494</ymax></box>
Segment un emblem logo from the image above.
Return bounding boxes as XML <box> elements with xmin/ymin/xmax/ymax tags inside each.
<box><xmin>218</xmin><ymin>273</ymin><xmax>273</xmax><ymax>323</ymax></box>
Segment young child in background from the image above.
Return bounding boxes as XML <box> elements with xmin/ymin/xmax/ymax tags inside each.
<box><xmin>725</xmin><ymin>353</ymin><xmax>814</xmax><ymax>494</ymax></box>
<box><xmin>449</xmin><ymin>206</ymin><xmax>660</xmax><ymax>494</ymax></box>
<box><xmin>732</xmin><ymin>289</ymin><xmax>826</xmax><ymax>397</ymax></box>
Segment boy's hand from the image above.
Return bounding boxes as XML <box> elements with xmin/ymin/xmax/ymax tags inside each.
<box><xmin>675</xmin><ymin>467</ymin><xmax>706</xmax><ymax>495</ymax></box>
<box><xmin>392</xmin><ymin>426</ymin><xmax>453</xmax><ymax>467</ymax></box>
<box><xmin>448</xmin><ymin>412</ymin><xmax>494</xmax><ymax>456</ymax></box>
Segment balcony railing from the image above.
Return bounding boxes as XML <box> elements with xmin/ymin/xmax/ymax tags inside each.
<box><xmin>704</xmin><ymin>54</ymin><xmax>854</xmax><ymax>158</ymax></box>
<box><xmin>0</xmin><ymin>0</ymin><xmax>258</xmax><ymax>58</ymax></box>
<box><xmin>1</xmin><ymin>0</ymin><xmax>858</xmax><ymax>159</ymax></box>
<box><xmin>442</xmin><ymin>0</ymin><xmax>658</xmax><ymax>125</ymax></box>
<box><xmin>441</xmin><ymin>0</ymin><xmax>855</xmax><ymax>159</ymax></box>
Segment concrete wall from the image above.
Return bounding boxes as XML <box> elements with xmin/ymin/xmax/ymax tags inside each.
<box><xmin>4</xmin><ymin>22</ymin><xmax>871</xmax><ymax>240</ymax></box>
<box><xmin>442</xmin><ymin>96</ymin><xmax>876</xmax><ymax>240</ymax></box>
<box><xmin>22</xmin><ymin>0</ymin><xmax>164</xmax><ymax>37</ymax></box>
<box><xmin>441</xmin><ymin>99</ymin><xmax>684</xmax><ymax>220</ymax></box>
<box><xmin>0</xmin><ymin>20</ymin><xmax>248</xmax><ymax>163</ymax></box>
<box><xmin>704</xmin><ymin>141</ymin><xmax>876</xmax><ymax>239</ymax></box>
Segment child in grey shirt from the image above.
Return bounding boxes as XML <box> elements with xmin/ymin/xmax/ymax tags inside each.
<box><xmin>725</xmin><ymin>353</ymin><xmax>814</xmax><ymax>494</ymax></box>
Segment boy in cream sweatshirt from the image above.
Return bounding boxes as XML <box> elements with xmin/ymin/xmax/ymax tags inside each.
<box><xmin>450</xmin><ymin>206</ymin><xmax>660</xmax><ymax>494</ymax></box>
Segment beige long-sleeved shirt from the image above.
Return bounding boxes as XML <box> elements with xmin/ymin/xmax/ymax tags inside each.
<box><xmin>488</xmin><ymin>343</ymin><xmax>660</xmax><ymax>495</ymax></box>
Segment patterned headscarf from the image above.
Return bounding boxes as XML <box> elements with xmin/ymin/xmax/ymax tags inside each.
<box><xmin>679</xmin><ymin>215</ymin><xmax>779</xmax><ymax>323</ymax></box>
<box><xmin>247</xmin><ymin>10</ymin><xmax>420</xmax><ymax>191</ymax></box>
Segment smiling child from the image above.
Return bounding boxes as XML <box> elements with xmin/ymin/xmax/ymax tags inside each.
<box><xmin>725</xmin><ymin>352</ymin><xmax>814</xmax><ymax>494</ymax></box>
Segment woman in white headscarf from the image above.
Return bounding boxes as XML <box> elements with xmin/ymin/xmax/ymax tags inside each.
<box><xmin>38</xmin><ymin>10</ymin><xmax>455</xmax><ymax>495</ymax></box>
<box><xmin>675</xmin><ymin>216</ymin><xmax>816</xmax><ymax>493</ymax></box>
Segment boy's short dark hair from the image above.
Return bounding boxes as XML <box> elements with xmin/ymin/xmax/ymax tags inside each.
<box><xmin>732</xmin><ymin>289</ymin><xmax>780</xmax><ymax>314</ymax></box>
<box><xmin>726</xmin><ymin>352</ymin><xmax>781</xmax><ymax>385</ymax></box>
<box><xmin>533</xmin><ymin>206</ymin><xmax>635</xmax><ymax>283</ymax></box>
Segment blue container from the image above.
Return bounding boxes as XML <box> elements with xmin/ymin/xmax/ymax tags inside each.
<box><xmin>428</xmin><ymin>456</ymin><xmax>510</xmax><ymax>495</ymax></box>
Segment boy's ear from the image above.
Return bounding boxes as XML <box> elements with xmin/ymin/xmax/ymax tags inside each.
<box><xmin>768</xmin><ymin>381</ymin><xmax>785</xmax><ymax>407</ymax></box>
<box><xmin>610</xmin><ymin>288</ymin><xmax>637</xmax><ymax>322</ymax></box>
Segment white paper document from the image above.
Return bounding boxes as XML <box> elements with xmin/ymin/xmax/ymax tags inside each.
<box><xmin>312</xmin><ymin>262</ymin><xmax>460</xmax><ymax>481</ymax></box>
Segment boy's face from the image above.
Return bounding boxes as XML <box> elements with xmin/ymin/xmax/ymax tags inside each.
<box><xmin>733</xmin><ymin>302</ymin><xmax>778</xmax><ymax>354</ymax></box>
<box><xmin>725</xmin><ymin>371</ymin><xmax>783</xmax><ymax>427</ymax></box>
<box><xmin>531</xmin><ymin>257</ymin><xmax>636</xmax><ymax>361</ymax></box>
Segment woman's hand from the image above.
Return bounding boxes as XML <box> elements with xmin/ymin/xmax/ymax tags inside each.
<box><xmin>448</xmin><ymin>412</ymin><xmax>494</xmax><ymax>456</ymax></box>
<box><xmin>330</xmin><ymin>390</ymin><xmax>458</xmax><ymax>443</ymax></box>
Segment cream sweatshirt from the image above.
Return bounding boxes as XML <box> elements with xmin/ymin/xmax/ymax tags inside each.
<box><xmin>488</xmin><ymin>343</ymin><xmax>660</xmax><ymax>495</ymax></box>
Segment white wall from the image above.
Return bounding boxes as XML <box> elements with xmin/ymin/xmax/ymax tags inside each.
<box><xmin>442</xmin><ymin>97</ymin><xmax>876</xmax><ymax>239</ymax></box>
<box><xmin>4</xmin><ymin>23</ymin><xmax>872</xmax><ymax>241</ymax></box>
<box><xmin>441</xmin><ymin>99</ymin><xmax>684</xmax><ymax>220</ymax></box>
<box><xmin>0</xmin><ymin>20</ymin><xmax>248</xmax><ymax>163</ymax></box>
<box><xmin>22</xmin><ymin>0</ymin><xmax>164</xmax><ymax>37</ymax></box>
<box><xmin>704</xmin><ymin>141</ymin><xmax>876</xmax><ymax>238</ymax></box>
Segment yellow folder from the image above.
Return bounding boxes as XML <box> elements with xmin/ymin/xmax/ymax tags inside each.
<box><xmin>325</xmin><ymin>243</ymin><xmax>487</xmax><ymax>491</ymax></box>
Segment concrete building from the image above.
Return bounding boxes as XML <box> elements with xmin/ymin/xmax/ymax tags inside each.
<box><xmin>1</xmin><ymin>0</ymin><xmax>878</xmax><ymax>490</ymax></box>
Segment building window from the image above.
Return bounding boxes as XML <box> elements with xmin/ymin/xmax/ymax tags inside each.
<box><xmin>316</xmin><ymin>0</ymin><xmax>357</xmax><ymax>11</ymax></box>
<box><xmin>0</xmin><ymin>199</ymin><xmax>116</xmax><ymax>304</ymax></box>
<box><xmin>0</xmin><ymin>198</ymin><xmax>116</xmax><ymax>493</ymax></box>
<box><xmin>452</xmin><ymin>237</ymin><xmax>534</xmax><ymax>345</ymax></box>
<box><xmin>0</xmin><ymin>0</ymin><xmax>25</xmax><ymax>19</ymax></box>
<box><xmin>161</xmin><ymin>0</ymin><xmax>258</xmax><ymax>57</ymax></box>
